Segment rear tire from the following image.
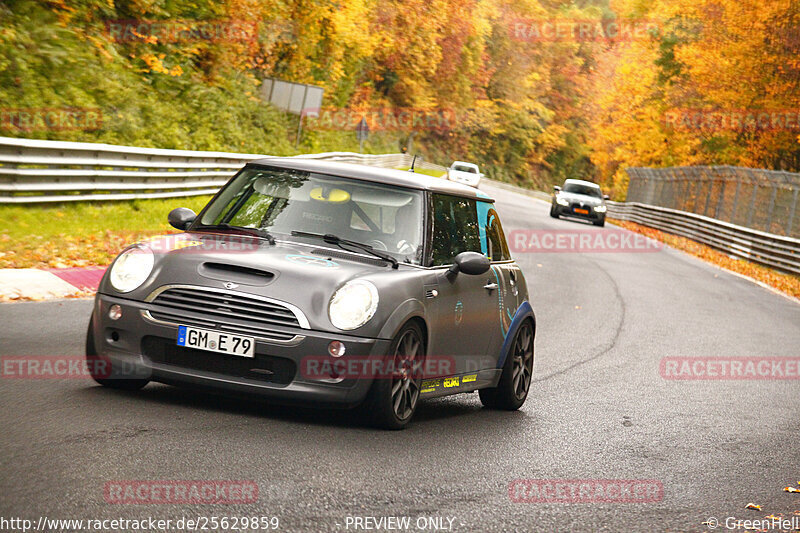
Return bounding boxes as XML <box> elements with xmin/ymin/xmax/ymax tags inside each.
<box><xmin>86</xmin><ymin>315</ymin><xmax>149</xmax><ymax>390</ymax></box>
<box><xmin>361</xmin><ymin>322</ymin><xmax>425</xmax><ymax>430</ymax></box>
<box><xmin>479</xmin><ymin>320</ymin><xmax>534</xmax><ymax>410</ymax></box>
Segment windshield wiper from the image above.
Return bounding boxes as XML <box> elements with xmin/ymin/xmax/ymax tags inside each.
<box><xmin>291</xmin><ymin>231</ymin><xmax>399</xmax><ymax>269</ymax></box>
<box><xmin>195</xmin><ymin>223</ymin><xmax>276</xmax><ymax>245</ymax></box>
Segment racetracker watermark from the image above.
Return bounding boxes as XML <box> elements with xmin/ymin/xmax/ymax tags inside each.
<box><xmin>300</xmin><ymin>356</ymin><xmax>473</xmax><ymax>380</ymax></box>
<box><xmin>508</xmin><ymin>229</ymin><xmax>664</xmax><ymax>253</ymax></box>
<box><xmin>142</xmin><ymin>234</ymin><xmax>261</xmax><ymax>255</ymax></box>
<box><xmin>663</xmin><ymin>109</ymin><xmax>800</xmax><ymax>132</ymax></box>
<box><xmin>509</xmin><ymin>479</ymin><xmax>663</xmax><ymax>503</ymax></box>
<box><xmin>660</xmin><ymin>357</ymin><xmax>800</xmax><ymax>380</ymax></box>
<box><xmin>104</xmin><ymin>19</ymin><xmax>258</xmax><ymax>43</ymax></box>
<box><xmin>1</xmin><ymin>356</ymin><xmax>115</xmax><ymax>380</ymax></box>
<box><xmin>0</xmin><ymin>516</ymin><xmax>280</xmax><ymax>532</ymax></box>
<box><xmin>510</xmin><ymin>18</ymin><xmax>660</xmax><ymax>42</ymax></box>
<box><xmin>104</xmin><ymin>481</ymin><xmax>258</xmax><ymax>504</ymax></box>
<box><xmin>0</xmin><ymin>107</ymin><xmax>102</xmax><ymax>132</ymax></box>
<box><xmin>1</xmin><ymin>355</ymin><xmax>150</xmax><ymax>380</ymax></box>
<box><xmin>307</xmin><ymin>108</ymin><xmax>456</xmax><ymax>132</ymax></box>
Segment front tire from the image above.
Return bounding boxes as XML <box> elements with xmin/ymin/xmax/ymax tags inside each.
<box><xmin>86</xmin><ymin>315</ymin><xmax>149</xmax><ymax>390</ymax></box>
<box><xmin>549</xmin><ymin>204</ymin><xmax>559</xmax><ymax>218</ymax></box>
<box><xmin>480</xmin><ymin>320</ymin><xmax>534</xmax><ymax>410</ymax></box>
<box><xmin>593</xmin><ymin>217</ymin><xmax>605</xmax><ymax>227</ymax></box>
<box><xmin>362</xmin><ymin>322</ymin><xmax>425</xmax><ymax>430</ymax></box>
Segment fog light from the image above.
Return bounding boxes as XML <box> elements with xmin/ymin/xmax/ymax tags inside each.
<box><xmin>108</xmin><ymin>304</ymin><xmax>122</xmax><ymax>321</ymax></box>
<box><xmin>328</xmin><ymin>341</ymin><xmax>346</xmax><ymax>357</ymax></box>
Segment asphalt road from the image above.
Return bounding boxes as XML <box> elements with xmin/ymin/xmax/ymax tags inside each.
<box><xmin>1</xmin><ymin>182</ymin><xmax>799</xmax><ymax>532</ymax></box>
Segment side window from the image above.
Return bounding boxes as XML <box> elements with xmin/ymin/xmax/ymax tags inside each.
<box><xmin>431</xmin><ymin>194</ymin><xmax>481</xmax><ymax>265</ymax></box>
<box><xmin>477</xmin><ymin>201</ymin><xmax>511</xmax><ymax>261</ymax></box>
<box><xmin>486</xmin><ymin>209</ymin><xmax>511</xmax><ymax>261</ymax></box>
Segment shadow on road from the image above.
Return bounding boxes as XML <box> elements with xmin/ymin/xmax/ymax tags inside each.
<box><xmin>75</xmin><ymin>382</ymin><xmax>532</xmax><ymax>432</ymax></box>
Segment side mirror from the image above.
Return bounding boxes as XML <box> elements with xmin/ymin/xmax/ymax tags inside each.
<box><xmin>447</xmin><ymin>251</ymin><xmax>491</xmax><ymax>278</ymax></box>
<box><xmin>168</xmin><ymin>207</ymin><xmax>197</xmax><ymax>230</ymax></box>
<box><xmin>553</xmin><ymin>185</ymin><xmax>561</xmax><ymax>192</ymax></box>
<box><xmin>603</xmin><ymin>194</ymin><xmax>610</xmax><ymax>200</ymax></box>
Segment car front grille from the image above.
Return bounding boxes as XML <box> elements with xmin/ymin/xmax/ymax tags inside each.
<box><xmin>142</xmin><ymin>336</ymin><xmax>296</xmax><ymax>385</ymax></box>
<box><xmin>146</xmin><ymin>286</ymin><xmax>306</xmax><ymax>342</ymax></box>
<box><xmin>145</xmin><ymin>310</ymin><xmax>299</xmax><ymax>343</ymax></box>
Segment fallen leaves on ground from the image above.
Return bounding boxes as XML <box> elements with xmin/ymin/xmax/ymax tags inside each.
<box><xmin>0</xmin><ymin>230</ymin><xmax>168</xmax><ymax>269</ymax></box>
<box><xmin>610</xmin><ymin>220</ymin><xmax>800</xmax><ymax>300</ymax></box>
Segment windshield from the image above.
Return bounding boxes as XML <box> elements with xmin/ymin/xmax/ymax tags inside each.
<box><xmin>563</xmin><ymin>183</ymin><xmax>602</xmax><ymax>198</ymax></box>
<box><xmin>198</xmin><ymin>167</ymin><xmax>425</xmax><ymax>264</ymax></box>
<box><xmin>453</xmin><ymin>164</ymin><xmax>478</xmax><ymax>173</ymax></box>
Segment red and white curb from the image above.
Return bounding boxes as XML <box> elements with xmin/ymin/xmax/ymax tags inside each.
<box><xmin>0</xmin><ymin>267</ymin><xmax>105</xmax><ymax>301</ymax></box>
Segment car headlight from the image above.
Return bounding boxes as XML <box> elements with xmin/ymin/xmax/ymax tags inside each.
<box><xmin>594</xmin><ymin>205</ymin><xmax>607</xmax><ymax>213</ymax></box>
<box><xmin>329</xmin><ymin>280</ymin><xmax>379</xmax><ymax>330</ymax></box>
<box><xmin>109</xmin><ymin>246</ymin><xmax>154</xmax><ymax>293</ymax></box>
<box><xmin>556</xmin><ymin>197</ymin><xmax>569</xmax><ymax>206</ymax></box>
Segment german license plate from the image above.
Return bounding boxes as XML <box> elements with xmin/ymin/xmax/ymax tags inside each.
<box><xmin>177</xmin><ymin>326</ymin><xmax>255</xmax><ymax>357</ymax></box>
<box><xmin>574</xmin><ymin>208</ymin><xmax>589</xmax><ymax>215</ymax></box>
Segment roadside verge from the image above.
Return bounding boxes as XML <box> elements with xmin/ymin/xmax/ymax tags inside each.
<box><xmin>0</xmin><ymin>267</ymin><xmax>104</xmax><ymax>301</ymax></box>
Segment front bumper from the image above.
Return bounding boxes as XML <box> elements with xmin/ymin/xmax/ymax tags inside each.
<box><xmin>90</xmin><ymin>294</ymin><xmax>392</xmax><ymax>408</ymax></box>
<box><xmin>553</xmin><ymin>203</ymin><xmax>604</xmax><ymax>221</ymax></box>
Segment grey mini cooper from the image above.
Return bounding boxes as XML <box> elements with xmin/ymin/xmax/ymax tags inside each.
<box><xmin>87</xmin><ymin>159</ymin><xmax>536</xmax><ymax>429</ymax></box>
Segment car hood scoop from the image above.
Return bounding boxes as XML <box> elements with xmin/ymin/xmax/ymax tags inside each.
<box><xmin>198</xmin><ymin>262</ymin><xmax>275</xmax><ymax>286</ymax></box>
<box><xmin>106</xmin><ymin>231</ymin><xmax>393</xmax><ymax>330</ymax></box>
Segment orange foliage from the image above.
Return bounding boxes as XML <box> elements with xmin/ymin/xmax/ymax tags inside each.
<box><xmin>589</xmin><ymin>0</ymin><xmax>800</xmax><ymax>193</ymax></box>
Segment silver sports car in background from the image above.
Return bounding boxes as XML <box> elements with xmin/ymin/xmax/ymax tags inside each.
<box><xmin>550</xmin><ymin>178</ymin><xmax>609</xmax><ymax>226</ymax></box>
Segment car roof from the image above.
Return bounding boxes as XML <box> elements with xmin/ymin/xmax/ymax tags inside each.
<box><xmin>248</xmin><ymin>157</ymin><xmax>493</xmax><ymax>201</ymax></box>
<box><xmin>564</xmin><ymin>178</ymin><xmax>600</xmax><ymax>188</ymax></box>
<box><xmin>452</xmin><ymin>161</ymin><xmax>478</xmax><ymax>167</ymax></box>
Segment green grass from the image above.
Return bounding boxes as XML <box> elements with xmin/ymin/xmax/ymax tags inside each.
<box><xmin>0</xmin><ymin>196</ymin><xmax>212</xmax><ymax>239</ymax></box>
<box><xmin>0</xmin><ymin>165</ymin><xmax>447</xmax><ymax>269</ymax></box>
<box><xmin>0</xmin><ymin>196</ymin><xmax>212</xmax><ymax>268</ymax></box>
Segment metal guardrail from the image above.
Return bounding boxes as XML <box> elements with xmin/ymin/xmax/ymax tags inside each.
<box><xmin>0</xmin><ymin>137</ymin><xmax>446</xmax><ymax>203</ymax></box>
<box><xmin>484</xmin><ymin>178</ymin><xmax>800</xmax><ymax>275</ymax></box>
<box><xmin>606</xmin><ymin>201</ymin><xmax>800</xmax><ymax>275</ymax></box>
<box><xmin>626</xmin><ymin>166</ymin><xmax>800</xmax><ymax>238</ymax></box>
<box><xmin>3</xmin><ymin>136</ymin><xmax>796</xmax><ymax>275</ymax></box>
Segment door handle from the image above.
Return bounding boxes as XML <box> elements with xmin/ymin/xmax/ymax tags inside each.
<box><xmin>483</xmin><ymin>282</ymin><xmax>499</xmax><ymax>291</ymax></box>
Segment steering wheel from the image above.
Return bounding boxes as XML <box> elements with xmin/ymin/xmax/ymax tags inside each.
<box><xmin>396</xmin><ymin>240</ymin><xmax>416</xmax><ymax>255</ymax></box>
<box><xmin>366</xmin><ymin>239</ymin><xmax>388</xmax><ymax>251</ymax></box>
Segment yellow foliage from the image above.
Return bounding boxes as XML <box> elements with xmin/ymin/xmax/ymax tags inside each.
<box><xmin>587</xmin><ymin>0</ymin><xmax>800</xmax><ymax>189</ymax></box>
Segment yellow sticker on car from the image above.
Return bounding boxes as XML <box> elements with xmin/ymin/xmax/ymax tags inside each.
<box><xmin>310</xmin><ymin>187</ymin><xmax>350</xmax><ymax>203</ymax></box>
<box><xmin>443</xmin><ymin>377</ymin><xmax>460</xmax><ymax>388</ymax></box>
<box><xmin>463</xmin><ymin>374</ymin><xmax>477</xmax><ymax>383</ymax></box>
<box><xmin>421</xmin><ymin>379</ymin><xmax>441</xmax><ymax>393</ymax></box>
